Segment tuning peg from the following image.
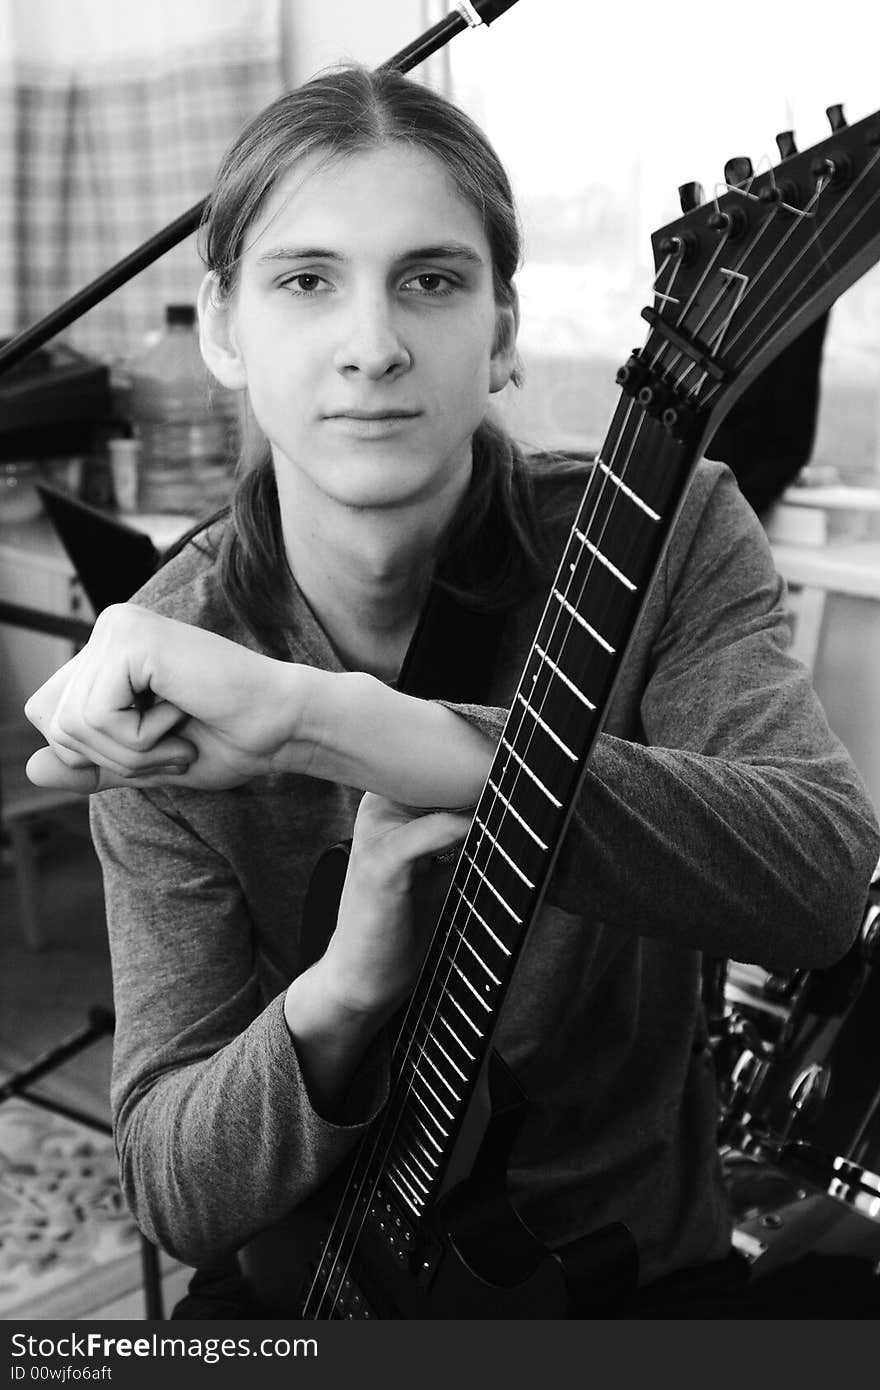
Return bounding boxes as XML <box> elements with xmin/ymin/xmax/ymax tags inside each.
<box><xmin>724</xmin><ymin>156</ymin><xmax>753</xmax><ymax>187</ymax></box>
<box><xmin>775</xmin><ymin>130</ymin><xmax>797</xmax><ymax>159</ymax></box>
<box><xmin>826</xmin><ymin>103</ymin><xmax>847</xmax><ymax>131</ymax></box>
<box><xmin>678</xmin><ymin>181</ymin><xmax>704</xmax><ymax>213</ymax></box>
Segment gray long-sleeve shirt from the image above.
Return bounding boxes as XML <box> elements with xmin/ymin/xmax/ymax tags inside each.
<box><xmin>90</xmin><ymin>459</ymin><xmax>880</xmax><ymax>1289</ymax></box>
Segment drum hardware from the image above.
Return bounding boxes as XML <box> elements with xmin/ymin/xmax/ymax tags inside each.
<box><xmin>788</xmin><ymin>1063</ymin><xmax>831</xmax><ymax>1125</ymax></box>
<box><xmin>717</xmin><ymin>866</ymin><xmax>880</xmax><ymax>1229</ymax></box>
<box><xmin>722</xmin><ymin>1148</ymin><xmax>842</xmax><ymax>1276</ymax></box>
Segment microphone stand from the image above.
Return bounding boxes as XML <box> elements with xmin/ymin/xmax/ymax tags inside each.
<box><xmin>0</xmin><ymin>0</ymin><xmax>521</xmax><ymax>379</ymax></box>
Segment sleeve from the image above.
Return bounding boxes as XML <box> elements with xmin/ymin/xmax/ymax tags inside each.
<box><xmin>439</xmin><ymin>465</ymin><xmax>880</xmax><ymax>971</ymax></box>
<box><xmin>90</xmin><ymin>787</ymin><xmax>389</xmax><ymax>1267</ymax></box>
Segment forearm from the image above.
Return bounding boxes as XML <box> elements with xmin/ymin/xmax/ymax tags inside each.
<box><xmin>115</xmin><ymin>994</ymin><xmax>389</xmax><ymax>1267</ymax></box>
<box><xmin>553</xmin><ymin>735</ymin><xmax>880</xmax><ymax>970</ymax></box>
<box><xmin>283</xmin><ymin>957</ymin><xmax>391</xmax><ymax>1116</ymax></box>
<box><xmin>299</xmin><ymin>669</ymin><xmax>495</xmax><ymax>806</ymax></box>
<box><xmin>25</xmin><ymin>623</ymin><xmax>494</xmax><ymax>801</ymax></box>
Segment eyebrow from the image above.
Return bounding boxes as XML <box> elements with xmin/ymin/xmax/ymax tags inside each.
<box><xmin>256</xmin><ymin>242</ymin><xmax>485</xmax><ymax>267</ymax></box>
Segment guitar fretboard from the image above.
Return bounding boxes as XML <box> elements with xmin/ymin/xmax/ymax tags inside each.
<box><xmin>377</xmin><ymin>399</ymin><xmax>698</xmax><ymax>1223</ymax></box>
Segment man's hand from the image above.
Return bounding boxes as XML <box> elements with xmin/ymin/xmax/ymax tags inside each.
<box><xmin>24</xmin><ymin>602</ymin><xmax>497</xmax><ymax>806</ymax></box>
<box><xmin>284</xmin><ymin>793</ymin><xmax>471</xmax><ymax>1113</ymax></box>
<box><xmin>24</xmin><ymin>603</ymin><xmax>312</xmax><ymax>793</ymax></box>
<box><xmin>323</xmin><ymin>793</ymin><xmax>471</xmax><ymax>1016</ymax></box>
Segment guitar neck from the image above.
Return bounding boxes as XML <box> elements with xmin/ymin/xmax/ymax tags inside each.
<box><xmin>378</xmin><ymin>396</ymin><xmax>702</xmax><ymax>1223</ymax></box>
<box><xmin>303</xmin><ymin>101</ymin><xmax>880</xmax><ymax>1317</ymax></box>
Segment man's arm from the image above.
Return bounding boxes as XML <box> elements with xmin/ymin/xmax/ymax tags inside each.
<box><xmin>24</xmin><ymin>603</ymin><xmax>494</xmax><ymax>806</ymax></box>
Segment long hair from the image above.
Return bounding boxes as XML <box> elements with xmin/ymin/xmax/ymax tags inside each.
<box><xmin>199</xmin><ymin>65</ymin><xmax>584</xmax><ymax>655</ymax></box>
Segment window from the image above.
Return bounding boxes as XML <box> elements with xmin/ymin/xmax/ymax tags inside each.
<box><xmin>449</xmin><ymin>0</ymin><xmax>880</xmax><ymax>483</ymax></box>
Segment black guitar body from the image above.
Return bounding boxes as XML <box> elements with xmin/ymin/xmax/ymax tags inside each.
<box><xmin>243</xmin><ymin>845</ymin><xmax>637</xmax><ymax>1319</ymax></box>
<box><xmin>243</xmin><ymin>1042</ymin><xmax>636</xmax><ymax>1319</ymax></box>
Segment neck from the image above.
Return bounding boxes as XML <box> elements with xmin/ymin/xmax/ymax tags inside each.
<box><xmin>274</xmin><ymin>457</ymin><xmax>472</xmax><ymax>680</ymax></box>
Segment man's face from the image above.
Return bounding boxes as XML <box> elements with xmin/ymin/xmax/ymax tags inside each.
<box><xmin>215</xmin><ymin>142</ymin><xmax>516</xmax><ymax>514</ymax></box>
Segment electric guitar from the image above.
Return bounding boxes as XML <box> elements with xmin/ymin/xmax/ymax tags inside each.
<box><xmin>249</xmin><ymin>105</ymin><xmax>880</xmax><ymax>1318</ymax></box>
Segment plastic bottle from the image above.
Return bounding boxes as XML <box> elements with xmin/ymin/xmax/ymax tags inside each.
<box><xmin>127</xmin><ymin>303</ymin><xmax>238</xmax><ymax>514</ymax></box>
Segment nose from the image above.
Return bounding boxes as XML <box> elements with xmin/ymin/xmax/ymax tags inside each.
<box><xmin>332</xmin><ymin>290</ymin><xmax>411</xmax><ymax>380</ymax></box>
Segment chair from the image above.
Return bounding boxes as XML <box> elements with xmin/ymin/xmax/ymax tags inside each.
<box><xmin>36</xmin><ymin>483</ymin><xmax>159</xmax><ymax>615</ymax></box>
<box><xmin>1</xmin><ymin>717</ymin><xmax>90</xmax><ymax>951</ymax></box>
<box><xmin>0</xmin><ymin>598</ymin><xmax>94</xmax><ymax>951</ymax></box>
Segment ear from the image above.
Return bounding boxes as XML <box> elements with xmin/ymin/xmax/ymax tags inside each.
<box><xmin>197</xmin><ymin>272</ymin><xmax>248</xmax><ymax>390</ymax></box>
<box><xmin>489</xmin><ymin>288</ymin><xmax>520</xmax><ymax>394</ymax></box>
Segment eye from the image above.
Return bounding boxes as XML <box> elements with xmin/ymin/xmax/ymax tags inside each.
<box><xmin>281</xmin><ymin>272</ymin><xmax>329</xmax><ymax>296</ymax></box>
<box><xmin>401</xmin><ymin>272</ymin><xmax>456</xmax><ymax>297</ymax></box>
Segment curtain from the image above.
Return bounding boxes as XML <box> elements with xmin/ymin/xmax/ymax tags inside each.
<box><xmin>0</xmin><ymin>0</ymin><xmax>283</xmax><ymax>364</ymax></box>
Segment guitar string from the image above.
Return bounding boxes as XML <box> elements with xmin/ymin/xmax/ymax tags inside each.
<box><xmin>304</xmin><ymin>136</ymin><xmax>877</xmax><ymax>1315</ymax></box>
<box><xmin>715</xmin><ymin>147</ymin><xmax>880</xmax><ymax>358</ymax></box>
<box><xmin>303</xmin><ymin>398</ymin><xmax>650</xmax><ymax>1317</ymax></box>
<box><xmin>670</xmin><ymin>178</ymin><xmax>829</xmax><ymax>397</ymax></box>
<box><xmin>703</xmin><ymin>148</ymin><xmax>880</xmax><ymax>402</ymax></box>
<box><xmin>302</xmin><ymin>424</ymin><xmax>637</xmax><ymax>1312</ymax></box>
<box><xmin>305</xmin><ymin>154</ymin><xmax>809</xmax><ymax>1314</ymax></box>
<box><xmin>664</xmin><ymin>146</ymin><xmax>878</xmax><ymax>401</ymax></box>
<box><xmin>366</xmin><ymin>134</ymin><xmax>880</xmax><ymax>1304</ymax></box>
<box><xmin>303</xmin><ymin>265</ymin><xmax>672</xmax><ymax>1319</ymax></box>
<box><xmin>305</xmin><ymin>157</ymin><xmax>848</xmax><ymax>1317</ymax></box>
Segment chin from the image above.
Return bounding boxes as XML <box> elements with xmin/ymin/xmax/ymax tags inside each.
<box><xmin>324</xmin><ymin>455</ymin><xmax>460</xmax><ymax>508</ymax></box>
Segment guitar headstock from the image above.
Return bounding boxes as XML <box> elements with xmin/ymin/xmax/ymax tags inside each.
<box><xmin>624</xmin><ymin>105</ymin><xmax>880</xmax><ymax>449</ymax></box>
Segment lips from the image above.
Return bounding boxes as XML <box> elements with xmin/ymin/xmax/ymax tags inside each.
<box><xmin>325</xmin><ymin>409</ymin><xmax>420</xmax><ymax>420</ymax></box>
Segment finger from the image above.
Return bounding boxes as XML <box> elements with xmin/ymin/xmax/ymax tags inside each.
<box><xmin>45</xmin><ymin>701</ymin><xmax>195</xmax><ymax>773</ymax></box>
<box><xmin>373</xmin><ymin>810</ymin><xmax>472</xmax><ymax>864</ymax></box>
<box><xmin>26</xmin><ymin>746</ymin><xmax>195</xmax><ymax>795</ymax></box>
<box><xmin>43</xmin><ymin>719</ymin><xmax>195</xmax><ymax>773</ymax></box>
<box><xmin>26</xmin><ymin>747</ymin><xmax>100</xmax><ymax>794</ymax></box>
<box><xmin>73</xmin><ymin>696</ymin><xmax>189</xmax><ymax>753</ymax></box>
<box><xmin>24</xmin><ymin>649</ymin><xmax>89</xmax><ymax>732</ymax></box>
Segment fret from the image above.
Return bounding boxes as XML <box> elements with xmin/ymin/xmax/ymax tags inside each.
<box><xmin>597</xmin><ymin>458</ymin><xmax>661</xmax><ymax>520</ymax></box>
<box><xmin>386</xmin><ymin>1168</ymin><xmax>424</xmax><ymax>1215</ymax></box>
<box><xmin>445</xmin><ymin>988</ymin><xmax>484</xmax><ymax>1038</ymax></box>
<box><xmin>409</xmin><ymin>1112</ymin><xmax>444</xmax><ymax>1155</ymax></box>
<box><xmin>425</xmin><ymin>1029</ymin><xmax>469</xmax><ymax>1083</ymax></box>
<box><xmin>500</xmin><ymin>740</ymin><xmax>563</xmax><ymax>808</ymax></box>
<box><xmin>363</xmin><ymin>411</ymin><xmax>698</xmax><ymax>1217</ymax></box>
<box><xmin>418</xmin><ymin>1048</ymin><xmax>462</xmax><ymax>1103</ymax></box>
<box><xmin>397</xmin><ymin>1154</ymin><xmax>431</xmax><ymax>1196</ymax></box>
<box><xmin>412</xmin><ymin>1068</ymin><xmax>456</xmax><ymax>1123</ymax></box>
<box><xmin>448</xmin><ymin>955</ymin><xmax>494</xmax><ymax>1013</ymax></box>
<box><xmin>573</xmin><ymin>528</ymin><xmax>637</xmax><ymax>592</ymax></box>
<box><xmin>461</xmin><ymin>853</ymin><xmax>522</xmax><ymax>925</ymax></box>
<box><xmin>459</xmin><ymin>889</ymin><xmax>513</xmax><ymax>955</ymax></box>
<box><xmin>410</xmin><ymin>1084</ymin><xmax>451</xmax><ymax>1136</ymax></box>
<box><xmin>397</xmin><ymin>1118</ymin><xmax>441</xmax><ymax>1178</ymax></box>
<box><xmin>486</xmin><ymin>779</ymin><xmax>549</xmax><ymax>849</ymax></box>
<box><xmin>400</xmin><ymin>1142</ymin><xmax>434</xmax><ymax>1185</ymax></box>
<box><xmin>408</xmin><ymin>954</ymin><xmax>489</xmax><ymax>1040</ymax></box>
<box><xmin>474</xmin><ymin>816</ymin><xmax>535</xmax><ymax>889</ymax></box>
<box><xmin>438</xmin><ymin>1011</ymin><xmax>477</xmax><ymax>1061</ymax></box>
<box><xmin>451</xmin><ymin>923</ymin><xmax>503</xmax><ymax>986</ymax></box>
<box><xmin>531</xmin><ymin>644</ymin><xmax>595</xmax><ymax>711</ymax></box>
<box><xmin>515</xmin><ymin>693</ymin><xmax>578</xmax><ymax>762</ymax></box>
<box><xmin>408</xmin><ymin>1131</ymin><xmax>440</xmax><ymax>1172</ymax></box>
<box><xmin>551</xmin><ymin>589</ymin><xmax>616</xmax><ymax>654</ymax></box>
